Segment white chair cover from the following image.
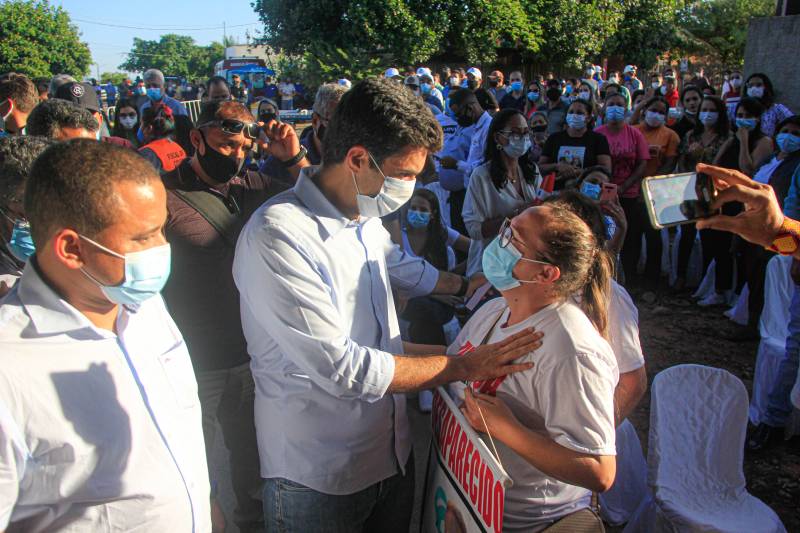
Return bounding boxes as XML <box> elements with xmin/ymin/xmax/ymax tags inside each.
<box><xmin>599</xmin><ymin>419</ymin><xmax>648</xmax><ymax>526</ymax></box>
<box><xmin>668</xmin><ymin>226</ymin><xmax>704</xmax><ymax>288</ymax></box>
<box><xmin>750</xmin><ymin>256</ymin><xmax>794</xmax><ymax>425</ymax></box>
<box><xmin>724</xmin><ymin>284</ymin><xmax>749</xmax><ymax>326</ymax></box>
<box><xmin>624</xmin><ymin>364</ymin><xmax>786</xmax><ymax>533</ymax></box>
<box><xmin>692</xmin><ymin>260</ymin><xmax>716</xmax><ymax>301</ymax></box>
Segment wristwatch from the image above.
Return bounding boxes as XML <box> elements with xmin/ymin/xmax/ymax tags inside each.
<box><xmin>280</xmin><ymin>146</ymin><xmax>308</xmax><ymax>168</ymax></box>
<box><xmin>768</xmin><ymin>217</ymin><xmax>800</xmax><ymax>255</ymax></box>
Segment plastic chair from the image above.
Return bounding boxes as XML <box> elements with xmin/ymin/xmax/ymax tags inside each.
<box><xmin>750</xmin><ymin>255</ymin><xmax>793</xmax><ymax>425</ymax></box>
<box><xmin>599</xmin><ymin>419</ymin><xmax>647</xmax><ymax>526</ymax></box>
<box><xmin>624</xmin><ymin>364</ymin><xmax>786</xmax><ymax>533</ymax></box>
<box><xmin>724</xmin><ymin>284</ymin><xmax>749</xmax><ymax>326</ymax></box>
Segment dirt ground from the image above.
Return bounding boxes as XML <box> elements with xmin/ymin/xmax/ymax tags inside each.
<box><xmin>628</xmin><ymin>290</ymin><xmax>800</xmax><ymax>531</ymax></box>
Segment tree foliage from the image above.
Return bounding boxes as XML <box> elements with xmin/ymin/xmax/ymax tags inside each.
<box><xmin>602</xmin><ymin>0</ymin><xmax>684</xmax><ymax>71</ymax></box>
<box><xmin>0</xmin><ymin>0</ymin><xmax>91</xmax><ymax>78</ymax></box>
<box><xmin>101</xmin><ymin>72</ymin><xmax>128</xmax><ymax>85</ymax></box>
<box><xmin>678</xmin><ymin>0</ymin><xmax>774</xmax><ymax>67</ymax></box>
<box><xmin>119</xmin><ymin>34</ymin><xmax>225</xmax><ymax>80</ymax></box>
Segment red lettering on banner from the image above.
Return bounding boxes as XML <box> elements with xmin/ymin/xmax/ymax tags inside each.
<box><xmin>462</xmin><ymin>440</ymin><xmax>473</xmax><ymax>493</ymax></box>
<box><xmin>457</xmin><ymin>341</ymin><xmax>475</xmax><ymax>356</ymax></box>
<box><xmin>448</xmin><ymin>425</ymin><xmax>461</xmax><ymax>472</ymax></box>
<box><xmin>493</xmin><ymin>481</ymin><xmax>504</xmax><ymax>533</ymax></box>
<box><xmin>481</xmin><ymin>463</ymin><xmax>495</xmax><ymax>526</ymax></box>
<box><xmin>469</xmin><ymin>450</ymin><xmax>480</xmax><ymax>504</ymax></box>
<box><xmin>455</xmin><ymin>432</ymin><xmax>467</xmax><ymax>485</ymax></box>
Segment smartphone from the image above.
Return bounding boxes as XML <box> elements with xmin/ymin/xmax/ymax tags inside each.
<box><xmin>599</xmin><ymin>182</ymin><xmax>617</xmax><ymax>203</ymax></box>
<box><xmin>642</xmin><ymin>172</ymin><xmax>719</xmax><ymax>229</ymax></box>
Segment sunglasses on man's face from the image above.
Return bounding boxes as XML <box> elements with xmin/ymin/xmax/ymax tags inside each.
<box><xmin>197</xmin><ymin>119</ymin><xmax>262</xmax><ymax>139</ymax></box>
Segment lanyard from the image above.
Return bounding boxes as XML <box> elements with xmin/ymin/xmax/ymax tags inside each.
<box><xmin>116</xmin><ymin>338</ymin><xmax>196</xmax><ymax>532</ymax></box>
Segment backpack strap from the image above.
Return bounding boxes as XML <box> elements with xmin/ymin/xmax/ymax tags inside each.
<box><xmin>172</xmin><ymin>188</ymin><xmax>240</xmax><ymax>247</ymax></box>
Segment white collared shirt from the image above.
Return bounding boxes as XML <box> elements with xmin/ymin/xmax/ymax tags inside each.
<box><xmin>456</xmin><ymin>110</ymin><xmax>493</xmax><ymax>183</ymax></box>
<box><xmin>0</xmin><ymin>262</ymin><xmax>210</xmax><ymax>532</ymax></box>
<box><xmin>232</xmin><ymin>166</ymin><xmax>439</xmax><ymax>495</ymax></box>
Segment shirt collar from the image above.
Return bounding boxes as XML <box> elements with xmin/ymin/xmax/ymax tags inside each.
<box><xmin>293</xmin><ymin>166</ymin><xmax>352</xmax><ymax>238</ymax></box>
<box><xmin>17</xmin><ymin>259</ymin><xmax>122</xmax><ymax>338</ymax></box>
<box><xmin>477</xmin><ymin>111</ymin><xmax>493</xmax><ymax>129</ymax></box>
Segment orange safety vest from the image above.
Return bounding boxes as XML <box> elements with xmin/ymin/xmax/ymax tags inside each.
<box><xmin>139</xmin><ymin>138</ymin><xmax>186</xmax><ymax>172</ymax></box>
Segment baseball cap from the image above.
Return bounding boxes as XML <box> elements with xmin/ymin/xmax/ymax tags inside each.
<box><xmin>54</xmin><ymin>82</ymin><xmax>100</xmax><ymax>113</ymax></box>
<box><xmin>404</xmin><ymin>75</ymin><xmax>420</xmax><ymax>88</ymax></box>
<box><xmin>416</xmin><ymin>67</ymin><xmax>432</xmax><ymax>78</ymax></box>
<box><xmin>466</xmin><ymin>67</ymin><xmax>482</xmax><ymax>80</ymax></box>
<box><xmin>338</xmin><ymin>78</ymin><xmax>352</xmax><ymax>89</ymax></box>
<box><xmin>384</xmin><ymin>67</ymin><xmax>400</xmax><ymax>79</ymax></box>
<box><xmin>623</xmin><ymin>65</ymin><xmax>636</xmax><ymax>74</ymax></box>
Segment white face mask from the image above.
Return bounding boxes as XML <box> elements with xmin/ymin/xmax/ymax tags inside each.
<box><xmin>651</xmin><ymin>81</ymin><xmax>660</xmax><ymax>89</ymax></box>
<box><xmin>747</xmin><ymin>85</ymin><xmax>765</xmax><ymax>99</ymax></box>
<box><xmin>119</xmin><ymin>116</ymin><xmax>137</xmax><ymax>130</ymax></box>
<box><xmin>352</xmin><ymin>153</ymin><xmax>416</xmax><ymax>218</ymax></box>
<box><xmin>730</xmin><ymin>78</ymin><xmax>742</xmax><ymax>89</ymax></box>
<box><xmin>449</xmin><ymin>77</ymin><xmax>459</xmax><ymax>86</ymax></box>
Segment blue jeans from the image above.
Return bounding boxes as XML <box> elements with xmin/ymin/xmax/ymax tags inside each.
<box><xmin>764</xmin><ymin>286</ymin><xmax>800</xmax><ymax>427</ymax></box>
<box><xmin>262</xmin><ymin>455</ymin><xmax>415</xmax><ymax>533</ymax></box>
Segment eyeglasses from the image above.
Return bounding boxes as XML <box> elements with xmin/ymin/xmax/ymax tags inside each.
<box><xmin>498</xmin><ymin>218</ymin><xmax>552</xmax><ymax>265</ymax></box>
<box><xmin>499</xmin><ymin>130</ymin><xmax>530</xmax><ymax>143</ymax></box>
<box><xmin>196</xmin><ymin>119</ymin><xmax>261</xmax><ymax>140</ymax></box>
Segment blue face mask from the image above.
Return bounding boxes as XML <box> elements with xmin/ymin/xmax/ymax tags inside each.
<box><xmin>6</xmin><ymin>217</ymin><xmax>35</xmax><ymax>262</ymax></box>
<box><xmin>566</xmin><ymin>113</ymin><xmax>587</xmax><ymax>130</ymax></box>
<box><xmin>565</xmin><ymin>85</ymin><xmax>573</xmax><ymax>95</ymax></box>
<box><xmin>146</xmin><ymin>87</ymin><xmax>162</xmax><ymax>101</ymax></box>
<box><xmin>605</xmin><ymin>105</ymin><xmax>625</xmax><ymax>122</ymax></box>
<box><xmin>510</xmin><ymin>81</ymin><xmax>523</xmax><ymax>92</ymax></box>
<box><xmin>736</xmin><ymin>117</ymin><xmax>757</xmax><ymax>130</ymax></box>
<box><xmin>482</xmin><ymin>235</ymin><xmax>547</xmax><ymax>292</ymax></box>
<box><xmin>777</xmin><ymin>132</ymin><xmax>800</xmax><ymax>154</ymax></box>
<box><xmin>407</xmin><ymin>209</ymin><xmax>431</xmax><ymax>228</ymax></box>
<box><xmin>79</xmin><ymin>235</ymin><xmax>171</xmax><ymax>306</ymax></box>
<box><xmin>580</xmin><ymin>181</ymin><xmax>602</xmax><ymax>200</ymax></box>
<box><xmin>421</xmin><ymin>83</ymin><xmax>432</xmax><ymax>95</ymax></box>
<box><xmin>527</xmin><ymin>91</ymin><xmax>539</xmax><ymax>102</ymax></box>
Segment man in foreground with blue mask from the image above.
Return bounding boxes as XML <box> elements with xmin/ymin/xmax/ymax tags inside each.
<box><xmin>233</xmin><ymin>78</ymin><xmax>542</xmax><ymax>532</ymax></box>
<box><xmin>0</xmin><ymin>135</ymin><xmax>52</xmax><ymax>290</ymax></box>
<box><xmin>0</xmin><ymin>140</ymin><xmax>217</xmax><ymax>531</ymax></box>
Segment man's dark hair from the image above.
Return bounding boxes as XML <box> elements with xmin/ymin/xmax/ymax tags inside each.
<box><xmin>474</xmin><ymin>88</ymin><xmax>498</xmax><ymax>112</ymax></box>
<box><xmin>0</xmin><ymin>136</ymin><xmax>53</xmax><ymax>205</ymax></box>
<box><xmin>26</xmin><ymin>99</ymin><xmax>98</xmax><ymax>138</ymax></box>
<box><xmin>196</xmin><ymin>100</ymin><xmax>253</xmax><ymax>126</ymax></box>
<box><xmin>206</xmin><ymin>75</ymin><xmax>229</xmax><ymax>90</ymax></box>
<box><xmin>34</xmin><ymin>77</ymin><xmax>50</xmax><ymax>96</ymax></box>
<box><xmin>0</xmin><ymin>73</ymin><xmax>38</xmax><ymax>112</ymax></box>
<box><xmin>25</xmin><ymin>140</ymin><xmax>159</xmax><ymax>245</ymax></box>
<box><xmin>448</xmin><ymin>86</ymin><xmax>478</xmax><ymax>107</ymax></box>
<box><xmin>322</xmin><ymin>78</ymin><xmax>442</xmax><ymax>166</ymax></box>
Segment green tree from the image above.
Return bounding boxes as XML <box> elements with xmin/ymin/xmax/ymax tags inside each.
<box><xmin>0</xmin><ymin>0</ymin><xmax>91</xmax><ymax>78</ymax></box>
<box><xmin>679</xmin><ymin>0</ymin><xmax>774</xmax><ymax>67</ymax></box>
<box><xmin>101</xmin><ymin>72</ymin><xmax>128</xmax><ymax>85</ymax></box>
<box><xmin>119</xmin><ymin>34</ymin><xmax>225</xmax><ymax>79</ymax></box>
<box><xmin>601</xmin><ymin>0</ymin><xmax>684</xmax><ymax>71</ymax></box>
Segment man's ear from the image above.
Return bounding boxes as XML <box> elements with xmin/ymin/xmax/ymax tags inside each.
<box><xmin>344</xmin><ymin>146</ymin><xmax>370</xmax><ymax>175</ymax></box>
<box><xmin>189</xmin><ymin>129</ymin><xmax>204</xmax><ymax>155</ymax></box>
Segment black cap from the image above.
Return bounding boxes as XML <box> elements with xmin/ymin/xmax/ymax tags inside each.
<box><xmin>54</xmin><ymin>82</ymin><xmax>100</xmax><ymax>113</ymax></box>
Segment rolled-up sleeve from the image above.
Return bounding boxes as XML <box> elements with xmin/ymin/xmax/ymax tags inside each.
<box><xmin>234</xmin><ymin>222</ymin><xmax>395</xmax><ymax>401</ymax></box>
<box><xmin>384</xmin><ymin>240</ymin><xmax>439</xmax><ymax>298</ymax></box>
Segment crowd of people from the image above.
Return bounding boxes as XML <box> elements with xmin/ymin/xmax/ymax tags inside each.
<box><xmin>0</xmin><ymin>57</ymin><xmax>797</xmax><ymax>533</ymax></box>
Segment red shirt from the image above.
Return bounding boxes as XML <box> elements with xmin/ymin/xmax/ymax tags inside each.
<box><xmin>664</xmin><ymin>88</ymin><xmax>679</xmax><ymax>108</ymax></box>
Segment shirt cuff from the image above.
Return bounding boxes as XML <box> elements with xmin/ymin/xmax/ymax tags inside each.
<box><xmin>406</xmin><ymin>261</ymin><xmax>440</xmax><ymax>299</ymax></box>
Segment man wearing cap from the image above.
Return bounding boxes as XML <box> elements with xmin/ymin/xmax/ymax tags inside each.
<box><xmin>54</xmin><ymin>81</ymin><xmax>133</xmax><ymax>148</ymax></box>
<box><xmin>465</xmin><ymin>67</ymin><xmax>482</xmax><ymax>90</ymax></box>
<box><xmin>384</xmin><ymin>67</ymin><xmax>402</xmax><ymax>81</ymax></box>
<box><xmin>417</xmin><ymin>68</ymin><xmax>444</xmax><ymax>111</ymax></box>
<box><xmin>403</xmin><ymin>75</ymin><xmax>421</xmax><ymax>97</ymax></box>
<box><xmin>230</xmin><ymin>74</ymin><xmax>248</xmax><ymax>103</ymax></box>
<box><xmin>488</xmin><ymin>69</ymin><xmax>507</xmax><ymax>102</ymax></box>
<box><xmin>623</xmin><ymin>65</ymin><xmax>642</xmax><ymax>92</ymax></box>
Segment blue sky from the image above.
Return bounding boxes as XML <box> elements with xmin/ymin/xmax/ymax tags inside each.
<box><xmin>51</xmin><ymin>0</ymin><xmax>263</xmax><ymax>76</ymax></box>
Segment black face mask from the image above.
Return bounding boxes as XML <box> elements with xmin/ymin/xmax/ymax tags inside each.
<box><xmin>455</xmin><ymin>108</ymin><xmax>474</xmax><ymax>128</ymax></box>
<box><xmin>489</xmin><ymin>80</ymin><xmax>498</xmax><ymax>87</ymax></box>
<box><xmin>466</xmin><ymin>80</ymin><xmax>478</xmax><ymax>91</ymax></box>
<box><xmin>546</xmin><ymin>88</ymin><xmax>562</xmax><ymax>101</ymax></box>
<box><xmin>197</xmin><ymin>130</ymin><xmax>245</xmax><ymax>184</ymax></box>
<box><xmin>259</xmin><ymin>112</ymin><xmax>278</xmax><ymax>124</ymax></box>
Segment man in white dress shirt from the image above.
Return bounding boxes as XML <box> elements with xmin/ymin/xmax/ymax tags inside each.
<box><xmin>233</xmin><ymin>79</ymin><xmax>541</xmax><ymax>532</ymax></box>
<box><xmin>0</xmin><ymin>140</ymin><xmax>213</xmax><ymax>532</ymax></box>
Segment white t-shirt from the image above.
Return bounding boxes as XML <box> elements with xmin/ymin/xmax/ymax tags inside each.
<box><xmin>607</xmin><ymin>280</ymin><xmax>645</xmax><ymax>373</ymax></box>
<box><xmin>448</xmin><ymin>297</ymin><xmax>618</xmax><ymax>531</ymax></box>
<box><xmin>279</xmin><ymin>82</ymin><xmax>295</xmax><ymax>99</ymax></box>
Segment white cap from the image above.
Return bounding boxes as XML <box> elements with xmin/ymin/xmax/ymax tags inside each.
<box><xmin>623</xmin><ymin>65</ymin><xmax>636</xmax><ymax>74</ymax></box>
<box><xmin>466</xmin><ymin>67</ymin><xmax>482</xmax><ymax>79</ymax></box>
<box><xmin>384</xmin><ymin>67</ymin><xmax>400</xmax><ymax>79</ymax></box>
<box><xmin>416</xmin><ymin>67</ymin><xmax>432</xmax><ymax>78</ymax></box>
<box><xmin>337</xmin><ymin>78</ymin><xmax>352</xmax><ymax>88</ymax></box>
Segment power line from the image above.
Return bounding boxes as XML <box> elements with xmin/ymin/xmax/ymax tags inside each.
<box><xmin>73</xmin><ymin>18</ymin><xmax>260</xmax><ymax>31</ymax></box>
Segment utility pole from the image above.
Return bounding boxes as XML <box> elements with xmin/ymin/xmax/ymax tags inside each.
<box><xmin>223</xmin><ymin>21</ymin><xmax>227</xmax><ymax>45</ymax></box>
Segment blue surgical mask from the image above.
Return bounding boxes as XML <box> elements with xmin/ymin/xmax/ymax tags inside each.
<box><xmin>407</xmin><ymin>209</ymin><xmax>431</xmax><ymax>228</ymax></box>
<box><xmin>645</xmin><ymin>110</ymin><xmax>666</xmax><ymax>127</ymax></box>
<box><xmin>777</xmin><ymin>132</ymin><xmax>800</xmax><ymax>154</ymax></box>
<box><xmin>699</xmin><ymin>111</ymin><xmax>718</xmax><ymax>126</ymax></box>
<box><xmin>421</xmin><ymin>83</ymin><xmax>432</xmax><ymax>95</ymax></box>
<box><xmin>79</xmin><ymin>235</ymin><xmax>171</xmax><ymax>306</ymax></box>
<box><xmin>527</xmin><ymin>91</ymin><xmax>539</xmax><ymax>102</ymax></box>
<box><xmin>482</xmin><ymin>236</ymin><xmax>544</xmax><ymax>291</ymax></box>
<box><xmin>566</xmin><ymin>113</ymin><xmax>587</xmax><ymax>130</ymax></box>
<box><xmin>565</xmin><ymin>85</ymin><xmax>574</xmax><ymax>95</ymax></box>
<box><xmin>605</xmin><ymin>105</ymin><xmax>625</xmax><ymax>122</ymax></box>
<box><xmin>146</xmin><ymin>87</ymin><xmax>162</xmax><ymax>101</ymax></box>
<box><xmin>580</xmin><ymin>181</ymin><xmax>602</xmax><ymax>200</ymax></box>
<box><xmin>510</xmin><ymin>81</ymin><xmax>523</xmax><ymax>92</ymax></box>
<box><xmin>736</xmin><ymin>117</ymin><xmax>757</xmax><ymax>130</ymax></box>
<box><xmin>502</xmin><ymin>136</ymin><xmax>532</xmax><ymax>159</ymax></box>
<box><xmin>6</xmin><ymin>217</ymin><xmax>35</xmax><ymax>262</ymax></box>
